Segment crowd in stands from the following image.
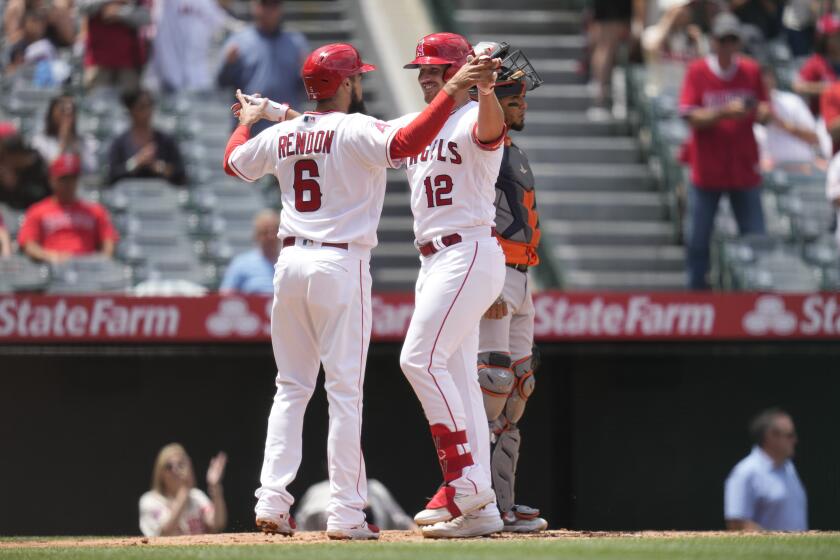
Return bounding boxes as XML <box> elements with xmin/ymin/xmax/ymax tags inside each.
<box><xmin>595</xmin><ymin>0</ymin><xmax>840</xmax><ymax>289</ymax></box>
<box><xmin>1</xmin><ymin>0</ymin><xmax>839</xmax><ymax>292</ymax></box>
<box><xmin>0</xmin><ymin>0</ymin><xmax>306</xmax><ymax>293</ymax></box>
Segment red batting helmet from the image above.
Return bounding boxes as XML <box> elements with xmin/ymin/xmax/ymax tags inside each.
<box><xmin>301</xmin><ymin>43</ymin><xmax>376</xmax><ymax>101</ymax></box>
<box><xmin>404</xmin><ymin>32</ymin><xmax>472</xmax><ymax>81</ymax></box>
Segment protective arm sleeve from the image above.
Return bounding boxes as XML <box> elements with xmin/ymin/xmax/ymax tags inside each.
<box><xmin>389</xmin><ymin>90</ymin><xmax>456</xmax><ymax>159</ymax></box>
<box><xmin>222</xmin><ymin>125</ymin><xmax>251</xmax><ymax>178</ymax></box>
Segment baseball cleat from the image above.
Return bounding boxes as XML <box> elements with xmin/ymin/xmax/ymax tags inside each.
<box><xmin>415</xmin><ymin>486</ymin><xmax>496</xmax><ymax>526</ymax></box>
<box><xmin>421</xmin><ymin>510</ymin><xmax>504</xmax><ymax>538</ymax></box>
<box><xmin>326</xmin><ymin>522</ymin><xmax>381</xmax><ymax>540</ymax></box>
<box><xmin>501</xmin><ymin>505</ymin><xmax>547</xmax><ymax>533</ymax></box>
<box><xmin>256</xmin><ymin>513</ymin><xmax>296</xmax><ymax>536</ymax></box>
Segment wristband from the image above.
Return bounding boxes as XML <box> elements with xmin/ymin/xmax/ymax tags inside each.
<box><xmin>243</xmin><ymin>94</ymin><xmax>289</xmax><ymax>122</ymax></box>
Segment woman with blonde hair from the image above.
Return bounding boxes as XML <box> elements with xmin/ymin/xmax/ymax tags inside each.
<box><xmin>139</xmin><ymin>443</ymin><xmax>228</xmax><ymax>537</ymax></box>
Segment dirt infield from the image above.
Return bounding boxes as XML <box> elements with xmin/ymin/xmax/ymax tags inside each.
<box><xmin>3</xmin><ymin>530</ymin><xmax>835</xmax><ymax>549</ymax></box>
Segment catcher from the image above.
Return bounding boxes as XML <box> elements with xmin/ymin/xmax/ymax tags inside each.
<box><xmin>476</xmin><ymin>43</ymin><xmax>548</xmax><ymax>533</ymax></box>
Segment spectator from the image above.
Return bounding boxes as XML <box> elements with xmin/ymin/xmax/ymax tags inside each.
<box><xmin>730</xmin><ymin>0</ymin><xmax>784</xmax><ymax>40</ymax></box>
<box><xmin>32</xmin><ymin>94</ymin><xmax>99</xmax><ymax>174</ymax></box>
<box><xmin>80</xmin><ymin>0</ymin><xmax>150</xmax><ymax>93</ymax></box>
<box><xmin>679</xmin><ymin>12</ymin><xmax>769</xmax><ymax>289</ymax></box>
<box><xmin>782</xmin><ymin>0</ymin><xmax>818</xmax><ymax>57</ymax></box>
<box><xmin>219</xmin><ymin>209</ymin><xmax>279</xmax><ymax>295</ymax></box>
<box><xmin>755</xmin><ymin>65</ymin><xmax>822</xmax><ymax>169</ymax></box>
<box><xmin>825</xmin><ymin>149</ymin><xmax>840</xmax><ymax>249</ymax></box>
<box><xmin>795</xmin><ymin>13</ymin><xmax>840</xmax><ymax>116</ymax></box>
<box><xmin>217</xmin><ymin>0</ymin><xmax>308</xmax><ymax>135</ymax></box>
<box><xmin>296</xmin><ymin>479</ymin><xmax>415</xmax><ymax>531</ymax></box>
<box><xmin>820</xmin><ymin>78</ymin><xmax>840</xmax><ymax>155</ymax></box>
<box><xmin>3</xmin><ymin>7</ymin><xmax>50</xmax><ymax>75</ymax></box>
<box><xmin>107</xmin><ymin>89</ymin><xmax>187</xmax><ymax>186</ymax></box>
<box><xmin>642</xmin><ymin>0</ymin><xmax>717</xmax><ymax>63</ymax></box>
<box><xmin>724</xmin><ymin>408</ymin><xmax>807</xmax><ymax>532</ymax></box>
<box><xmin>139</xmin><ymin>444</ymin><xmax>227</xmax><ymax>537</ymax></box>
<box><xmin>3</xmin><ymin>0</ymin><xmax>76</xmax><ymax>49</ymax></box>
<box><xmin>588</xmin><ymin>0</ymin><xmax>643</xmax><ymax>116</ymax></box>
<box><xmin>149</xmin><ymin>0</ymin><xmax>241</xmax><ymax>93</ymax></box>
<box><xmin>0</xmin><ymin>213</ymin><xmax>11</xmax><ymax>257</ymax></box>
<box><xmin>17</xmin><ymin>154</ymin><xmax>119</xmax><ymax>264</ymax></box>
<box><xmin>0</xmin><ymin>124</ymin><xmax>50</xmax><ymax>211</ymax></box>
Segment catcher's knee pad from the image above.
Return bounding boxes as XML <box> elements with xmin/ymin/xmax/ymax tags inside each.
<box><xmin>478</xmin><ymin>352</ymin><xmax>514</xmax><ymax>422</ymax></box>
<box><xmin>504</xmin><ymin>356</ymin><xmax>535</xmax><ymax>425</ymax></box>
<box><xmin>491</xmin><ymin>427</ymin><xmax>521</xmax><ymax>514</ymax></box>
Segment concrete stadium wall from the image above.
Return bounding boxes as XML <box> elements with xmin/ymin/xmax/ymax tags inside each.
<box><xmin>0</xmin><ymin>342</ymin><xmax>838</xmax><ymax>535</ymax></box>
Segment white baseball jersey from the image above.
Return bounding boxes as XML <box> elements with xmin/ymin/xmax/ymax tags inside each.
<box><xmin>227</xmin><ymin>111</ymin><xmax>400</xmax><ymax>250</ymax></box>
<box><xmin>390</xmin><ymin>101</ymin><xmax>503</xmax><ymax>243</ymax></box>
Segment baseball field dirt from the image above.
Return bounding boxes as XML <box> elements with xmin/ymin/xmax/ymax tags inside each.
<box><xmin>2</xmin><ymin>531</ymin><xmax>839</xmax><ymax>560</ymax></box>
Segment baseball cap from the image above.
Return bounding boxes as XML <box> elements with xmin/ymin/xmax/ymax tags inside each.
<box><xmin>49</xmin><ymin>154</ymin><xmax>81</xmax><ymax>178</ymax></box>
<box><xmin>818</xmin><ymin>13</ymin><xmax>840</xmax><ymax>36</ymax></box>
<box><xmin>712</xmin><ymin>12</ymin><xmax>742</xmax><ymax>40</ymax></box>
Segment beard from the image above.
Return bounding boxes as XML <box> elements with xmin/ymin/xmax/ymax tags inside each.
<box><xmin>348</xmin><ymin>90</ymin><xmax>367</xmax><ymax>115</ymax></box>
<box><xmin>509</xmin><ymin>119</ymin><xmax>525</xmax><ymax>131</ymax></box>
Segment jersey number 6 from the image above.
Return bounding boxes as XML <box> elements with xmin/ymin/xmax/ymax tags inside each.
<box><xmin>293</xmin><ymin>159</ymin><xmax>322</xmax><ymax>212</ymax></box>
<box><xmin>424</xmin><ymin>174</ymin><xmax>453</xmax><ymax>208</ymax></box>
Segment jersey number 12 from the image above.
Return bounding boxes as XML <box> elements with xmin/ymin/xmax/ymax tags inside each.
<box><xmin>424</xmin><ymin>174</ymin><xmax>453</xmax><ymax>208</ymax></box>
<box><xmin>294</xmin><ymin>159</ymin><xmax>322</xmax><ymax>212</ymax></box>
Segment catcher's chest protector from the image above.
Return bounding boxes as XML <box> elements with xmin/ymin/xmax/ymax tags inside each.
<box><xmin>495</xmin><ymin>142</ymin><xmax>541</xmax><ymax>266</ymax></box>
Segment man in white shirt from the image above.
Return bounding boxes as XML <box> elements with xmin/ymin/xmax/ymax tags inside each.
<box><xmin>755</xmin><ymin>65</ymin><xmax>823</xmax><ymax>169</ymax></box>
<box><xmin>724</xmin><ymin>408</ymin><xmax>808</xmax><ymax>531</ymax></box>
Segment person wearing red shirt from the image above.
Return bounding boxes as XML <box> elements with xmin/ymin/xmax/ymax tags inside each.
<box><xmin>679</xmin><ymin>12</ymin><xmax>770</xmax><ymax>289</ymax></box>
<box><xmin>795</xmin><ymin>14</ymin><xmax>840</xmax><ymax>116</ymax></box>
<box><xmin>17</xmin><ymin>154</ymin><xmax>119</xmax><ymax>264</ymax></box>
<box><xmin>79</xmin><ymin>0</ymin><xmax>150</xmax><ymax>93</ymax></box>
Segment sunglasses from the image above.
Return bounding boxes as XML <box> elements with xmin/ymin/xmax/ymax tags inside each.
<box><xmin>165</xmin><ymin>461</ymin><xmax>187</xmax><ymax>472</ymax></box>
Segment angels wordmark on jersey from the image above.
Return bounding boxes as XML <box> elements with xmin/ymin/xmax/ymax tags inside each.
<box><xmin>390</xmin><ymin>101</ymin><xmax>505</xmax><ymax>244</ymax></box>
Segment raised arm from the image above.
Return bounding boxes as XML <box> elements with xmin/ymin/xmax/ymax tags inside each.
<box><xmin>390</xmin><ymin>56</ymin><xmax>499</xmax><ymax>158</ymax></box>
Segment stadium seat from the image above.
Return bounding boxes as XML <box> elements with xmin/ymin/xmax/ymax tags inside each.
<box><xmin>48</xmin><ymin>255</ymin><xmax>132</xmax><ymax>294</ymax></box>
<box><xmin>0</xmin><ymin>255</ymin><xmax>50</xmax><ymax>292</ymax></box>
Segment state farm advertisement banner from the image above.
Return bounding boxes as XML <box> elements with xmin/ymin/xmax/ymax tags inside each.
<box><xmin>1</xmin><ymin>293</ymin><xmax>840</xmax><ymax>344</ymax></box>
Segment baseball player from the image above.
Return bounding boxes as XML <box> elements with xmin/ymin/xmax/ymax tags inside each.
<box><xmin>390</xmin><ymin>32</ymin><xmax>508</xmax><ymax>539</ymax></box>
<box><xmin>475</xmin><ymin>46</ymin><xmax>548</xmax><ymax>533</ymax></box>
<box><xmin>222</xmin><ymin>42</ymin><xmax>495</xmax><ymax>540</ymax></box>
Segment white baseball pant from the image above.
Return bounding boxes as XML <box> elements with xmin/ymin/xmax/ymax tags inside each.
<box><xmin>399</xmin><ymin>235</ymin><xmax>506</xmax><ymax>495</ymax></box>
<box><xmin>479</xmin><ymin>267</ymin><xmax>535</xmax><ymax>360</ymax></box>
<box><xmin>255</xmin><ymin>242</ymin><xmax>372</xmax><ymax>531</ymax></box>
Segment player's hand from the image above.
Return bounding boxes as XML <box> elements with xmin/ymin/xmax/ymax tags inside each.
<box><xmin>443</xmin><ymin>55</ymin><xmax>501</xmax><ymax>95</ymax></box>
<box><xmin>231</xmin><ymin>92</ymin><xmax>290</xmax><ymax>122</ymax></box>
<box><xmin>206</xmin><ymin>452</ymin><xmax>227</xmax><ymax>488</ymax></box>
<box><xmin>483</xmin><ymin>297</ymin><xmax>508</xmax><ymax>320</ymax></box>
<box><xmin>235</xmin><ymin>89</ymin><xmax>268</xmax><ymax>126</ymax></box>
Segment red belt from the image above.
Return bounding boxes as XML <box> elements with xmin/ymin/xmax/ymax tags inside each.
<box><xmin>418</xmin><ymin>234</ymin><xmax>462</xmax><ymax>257</ymax></box>
<box><xmin>417</xmin><ymin>228</ymin><xmax>497</xmax><ymax>257</ymax></box>
<box><xmin>282</xmin><ymin>237</ymin><xmax>349</xmax><ymax>250</ymax></box>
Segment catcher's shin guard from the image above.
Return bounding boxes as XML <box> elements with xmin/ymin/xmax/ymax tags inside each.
<box><xmin>478</xmin><ymin>352</ymin><xmax>515</xmax><ymax>423</ymax></box>
<box><xmin>491</xmin><ymin>427</ymin><xmax>521</xmax><ymax>514</ymax></box>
